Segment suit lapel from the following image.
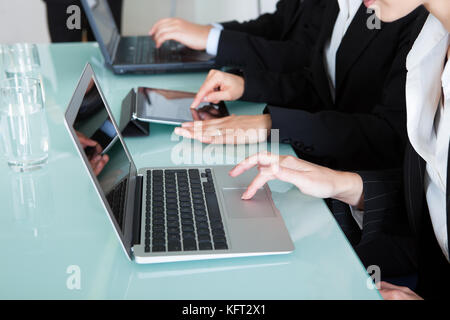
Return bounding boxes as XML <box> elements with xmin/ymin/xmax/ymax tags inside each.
<box><xmin>335</xmin><ymin>4</ymin><xmax>382</xmax><ymax>92</ymax></box>
<box><xmin>309</xmin><ymin>0</ymin><xmax>339</xmax><ymax>109</ymax></box>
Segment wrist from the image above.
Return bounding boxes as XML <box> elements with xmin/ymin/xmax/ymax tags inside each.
<box><xmin>333</xmin><ymin>172</ymin><xmax>364</xmax><ymax>208</ymax></box>
<box><xmin>262</xmin><ymin>114</ymin><xmax>272</xmax><ymax>130</ymax></box>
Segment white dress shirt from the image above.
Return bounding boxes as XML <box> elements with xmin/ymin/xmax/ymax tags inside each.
<box><xmin>406</xmin><ymin>14</ymin><xmax>449</xmax><ymax>262</ymax></box>
<box><xmin>324</xmin><ymin>0</ymin><xmax>361</xmax><ymax>93</ymax></box>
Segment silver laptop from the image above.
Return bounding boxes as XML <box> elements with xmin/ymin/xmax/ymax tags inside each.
<box><xmin>64</xmin><ymin>64</ymin><xmax>294</xmax><ymax>264</ymax></box>
<box><xmin>81</xmin><ymin>0</ymin><xmax>215</xmax><ymax>74</ymax></box>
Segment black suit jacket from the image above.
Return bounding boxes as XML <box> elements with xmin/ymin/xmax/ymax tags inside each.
<box><xmin>356</xmin><ymin>141</ymin><xmax>450</xmax><ymax>299</ymax></box>
<box><xmin>217</xmin><ymin>0</ymin><xmax>427</xmax><ymax>171</ymax></box>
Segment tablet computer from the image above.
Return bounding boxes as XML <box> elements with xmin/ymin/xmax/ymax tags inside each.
<box><xmin>133</xmin><ymin>87</ymin><xmax>229</xmax><ymax>125</ymax></box>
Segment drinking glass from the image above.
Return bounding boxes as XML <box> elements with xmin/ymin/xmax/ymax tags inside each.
<box><xmin>2</xmin><ymin>44</ymin><xmax>41</xmax><ymax>79</ymax></box>
<box><xmin>0</xmin><ymin>77</ymin><xmax>50</xmax><ymax>172</ymax></box>
<box><xmin>1</xmin><ymin>44</ymin><xmax>45</xmax><ymax>101</ymax></box>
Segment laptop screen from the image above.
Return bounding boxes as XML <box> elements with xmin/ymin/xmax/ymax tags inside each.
<box><xmin>83</xmin><ymin>0</ymin><xmax>118</xmax><ymax>59</ymax></box>
<box><xmin>72</xmin><ymin>78</ymin><xmax>131</xmax><ymax>232</ymax></box>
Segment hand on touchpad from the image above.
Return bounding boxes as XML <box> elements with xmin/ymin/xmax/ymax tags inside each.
<box><xmin>222</xmin><ymin>188</ymin><xmax>276</xmax><ymax>219</ymax></box>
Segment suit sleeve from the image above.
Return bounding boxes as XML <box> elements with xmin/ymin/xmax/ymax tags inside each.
<box><xmin>352</xmin><ymin>169</ymin><xmax>418</xmax><ymax>275</ymax></box>
<box><xmin>215</xmin><ymin>30</ymin><xmax>310</xmax><ymax>74</ymax></box>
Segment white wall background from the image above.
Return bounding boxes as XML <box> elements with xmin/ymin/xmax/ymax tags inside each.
<box><xmin>0</xmin><ymin>0</ymin><xmax>277</xmax><ymax>43</ymax></box>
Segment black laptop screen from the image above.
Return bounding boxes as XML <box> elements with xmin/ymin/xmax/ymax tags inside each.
<box><xmin>73</xmin><ymin>79</ymin><xmax>131</xmax><ymax>232</ymax></box>
<box><xmin>85</xmin><ymin>0</ymin><xmax>117</xmax><ymax>57</ymax></box>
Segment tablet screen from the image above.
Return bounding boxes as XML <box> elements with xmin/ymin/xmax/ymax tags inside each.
<box><xmin>134</xmin><ymin>87</ymin><xmax>229</xmax><ymax>124</ymax></box>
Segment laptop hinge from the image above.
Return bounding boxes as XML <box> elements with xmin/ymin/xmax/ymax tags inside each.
<box><xmin>132</xmin><ymin>175</ymin><xmax>143</xmax><ymax>245</ymax></box>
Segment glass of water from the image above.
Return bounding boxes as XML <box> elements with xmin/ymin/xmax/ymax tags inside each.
<box><xmin>2</xmin><ymin>44</ymin><xmax>41</xmax><ymax>78</ymax></box>
<box><xmin>0</xmin><ymin>77</ymin><xmax>50</xmax><ymax>172</ymax></box>
<box><xmin>1</xmin><ymin>44</ymin><xmax>45</xmax><ymax>100</ymax></box>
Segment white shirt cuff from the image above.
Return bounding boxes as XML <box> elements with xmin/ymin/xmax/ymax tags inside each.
<box><xmin>206</xmin><ymin>26</ymin><xmax>223</xmax><ymax>56</ymax></box>
<box><xmin>211</xmin><ymin>23</ymin><xmax>224</xmax><ymax>30</ymax></box>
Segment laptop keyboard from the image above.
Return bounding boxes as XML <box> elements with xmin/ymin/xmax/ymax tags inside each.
<box><xmin>106</xmin><ymin>178</ymin><xmax>128</xmax><ymax>230</ymax></box>
<box><xmin>135</xmin><ymin>37</ymin><xmax>182</xmax><ymax>64</ymax></box>
<box><xmin>143</xmin><ymin>168</ymin><xmax>228</xmax><ymax>253</ymax></box>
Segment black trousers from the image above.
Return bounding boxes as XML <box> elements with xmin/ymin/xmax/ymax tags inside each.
<box><xmin>44</xmin><ymin>0</ymin><xmax>123</xmax><ymax>42</ymax></box>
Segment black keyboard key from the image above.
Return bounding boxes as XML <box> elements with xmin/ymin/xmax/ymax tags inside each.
<box><xmin>199</xmin><ymin>241</ymin><xmax>213</xmax><ymax>250</ymax></box>
<box><xmin>167</xmin><ymin>215</ymin><xmax>179</xmax><ymax>222</ymax></box>
<box><xmin>168</xmin><ymin>227</ymin><xmax>180</xmax><ymax>234</ymax></box>
<box><xmin>182</xmin><ymin>225</ymin><xmax>194</xmax><ymax>233</ymax></box>
<box><xmin>152</xmin><ymin>219</ymin><xmax>165</xmax><ymax>226</ymax></box>
<box><xmin>194</xmin><ymin>209</ymin><xmax>207</xmax><ymax>216</ymax></box>
<box><xmin>196</xmin><ymin>222</ymin><xmax>209</xmax><ymax>229</ymax></box>
<box><xmin>214</xmin><ymin>242</ymin><xmax>228</xmax><ymax>250</ymax></box>
<box><xmin>205</xmin><ymin>192</ymin><xmax>221</xmax><ymax>220</ymax></box>
<box><xmin>180</xmin><ymin>214</ymin><xmax>193</xmax><ymax>221</ymax></box>
<box><xmin>195</xmin><ymin>216</ymin><xmax>208</xmax><ymax>223</ymax></box>
<box><xmin>182</xmin><ymin>232</ymin><xmax>195</xmax><ymax>239</ymax></box>
<box><xmin>152</xmin><ymin>238</ymin><xmax>165</xmax><ymax>245</ymax></box>
<box><xmin>167</xmin><ymin>209</ymin><xmax>179</xmax><ymax>216</ymax></box>
<box><xmin>153</xmin><ymin>201</ymin><xmax>164</xmax><ymax>207</ymax></box>
<box><xmin>213</xmin><ymin>235</ymin><xmax>227</xmax><ymax>243</ymax></box>
<box><xmin>180</xmin><ymin>201</ymin><xmax>191</xmax><ymax>208</ymax></box>
<box><xmin>167</xmin><ymin>221</ymin><xmax>179</xmax><ymax>228</ymax></box>
<box><xmin>152</xmin><ymin>206</ymin><xmax>164</xmax><ymax>213</ymax></box>
<box><xmin>212</xmin><ymin>228</ymin><xmax>225</xmax><ymax>236</ymax></box>
<box><xmin>153</xmin><ymin>231</ymin><xmax>165</xmax><ymax>239</ymax></box>
<box><xmin>152</xmin><ymin>225</ymin><xmax>164</xmax><ymax>233</ymax></box>
<box><xmin>168</xmin><ymin>241</ymin><xmax>182</xmax><ymax>252</ymax></box>
<box><xmin>183</xmin><ymin>239</ymin><xmax>197</xmax><ymax>251</ymax></box>
<box><xmin>181</xmin><ymin>219</ymin><xmax>193</xmax><ymax>226</ymax></box>
<box><xmin>193</xmin><ymin>204</ymin><xmax>205</xmax><ymax>210</ymax></box>
<box><xmin>188</xmin><ymin>169</ymin><xmax>200</xmax><ymax>178</ymax></box>
<box><xmin>166</xmin><ymin>203</ymin><xmax>178</xmax><ymax>210</ymax></box>
<box><xmin>152</xmin><ymin>245</ymin><xmax>165</xmax><ymax>252</ymax></box>
<box><xmin>168</xmin><ymin>233</ymin><xmax>180</xmax><ymax>241</ymax></box>
<box><xmin>197</xmin><ymin>227</ymin><xmax>210</xmax><ymax>235</ymax></box>
<box><xmin>198</xmin><ymin>234</ymin><xmax>211</xmax><ymax>241</ymax></box>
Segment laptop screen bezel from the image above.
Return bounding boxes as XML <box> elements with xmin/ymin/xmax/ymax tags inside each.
<box><xmin>81</xmin><ymin>0</ymin><xmax>120</xmax><ymax>64</ymax></box>
<box><xmin>64</xmin><ymin>63</ymin><xmax>138</xmax><ymax>260</ymax></box>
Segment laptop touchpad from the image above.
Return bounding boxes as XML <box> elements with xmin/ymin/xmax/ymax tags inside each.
<box><xmin>222</xmin><ymin>188</ymin><xmax>276</xmax><ymax>219</ymax></box>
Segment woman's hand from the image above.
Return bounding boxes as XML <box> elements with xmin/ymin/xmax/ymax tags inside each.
<box><xmin>76</xmin><ymin>131</ymin><xmax>109</xmax><ymax>176</ymax></box>
<box><xmin>229</xmin><ymin>152</ymin><xmax>364</xmax><ymax>207</ymax></box>
<box><xmin>378</xmin><ymin>282</ymin><xmax>423</xmax><ymax>300</ymax></box>
<box><xmin>174</xmin><ymin>114</ymin><xmax>272</xmax><ymax>144</ymax></box>
<box><xmin>149</xmin><ymin>18</ymin><xmax>212</xmax><ymax>50</ymax></box>
<box><xmin>191</xmin><ymin>70</ymin><xmax>245</xmax><ymax>109</ymax></box>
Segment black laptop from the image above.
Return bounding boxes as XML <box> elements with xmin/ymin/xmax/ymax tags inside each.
<box><xmin>81</xmin><ymin>0</ymin><xmax>216</xmax><ymax>74</ymax></box>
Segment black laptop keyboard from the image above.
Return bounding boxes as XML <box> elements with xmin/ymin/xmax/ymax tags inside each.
<box><xmin>143</xmin><ymin>169</ymin><xmax>228</xmax><ymax>253</ymax></box>
<box><xmin>106</xmin><ymin>178</ymin><xmax>128</xmax><ymax>230</ymax></box>
<box><xmin>135</xmin><ymin>37</ymin><xmax>182</xmax><ymax>64</ymax></box>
